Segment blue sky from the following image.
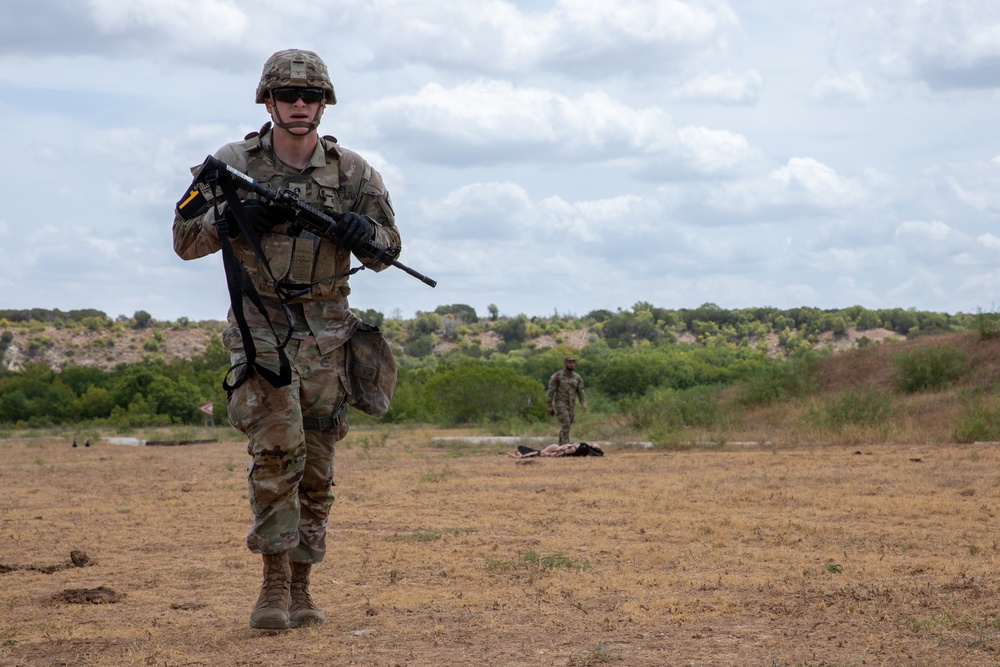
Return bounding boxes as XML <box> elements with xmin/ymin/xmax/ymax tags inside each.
<box><xmin>2</xmin><ymin>0</ymin><xmax>1000</xmax><ymax>322</ymax></box>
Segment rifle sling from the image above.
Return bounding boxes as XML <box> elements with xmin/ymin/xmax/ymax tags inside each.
<box><xmin>210</xmin><ymin>174</ymin><xmax>293</xmax><ymax>393</ymax></box>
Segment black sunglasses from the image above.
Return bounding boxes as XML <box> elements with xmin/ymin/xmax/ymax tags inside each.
<box><xmin>271</xmin><ymin>87</ymin><xmax>325</xmax><ymax>104</ymax></box>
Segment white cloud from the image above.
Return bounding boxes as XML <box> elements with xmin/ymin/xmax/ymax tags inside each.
<box><xmin>87</xmin><ymin>0</ymin><xmax>251</xmax><ymax>45</ymax></box>
<box><xmin>672</xmin><ymin>70</ymin><xmax>763</xmax><ymax>105</ymax></box>
<box><xmin>812</xmin><ymin>71</ymin><xmax>872</xmax><ymax>105</ymax></box>
<box><xmin>364</xmin><ymin>80</ymin><xmax>761</xmax><ymax>176</ymax></box>
<box><xmin>822</xmin><ymin>0</ymin><xmax>1000</xmax><ymax>91</ymax></box>
<box><xmin>887</xmin><ymin>268</ymin><xmax>947</xmax><ymax>303</ymax></box>
<box><xmin>356</xmin><ymin>0</ymin><xmax>742</xmax><ymax>77</ymax></box>
<box><xmin>699</xmin><ymin>157</ymin><xmax>875</xmax><ymax>215</ymax></box>
<box><xmin>977</xmin><ymin>233</ymin><xmax>1000</xmax><ymax>251</ymax></box>
<box><xmin>947</xmin><ymin>160</ymin><xmax>1000</xmax><ymax>215</ymax></box>
<box><xmin>420</xmin><ymin>181</ymin><xmax>661</xmax><ymax>248</ymax></box>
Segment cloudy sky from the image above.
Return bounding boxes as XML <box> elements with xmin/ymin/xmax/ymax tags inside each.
<box><xmin>2</xmin><ymin>0</ymin><xmax>1000</xmax><ymax>322</ymax></box>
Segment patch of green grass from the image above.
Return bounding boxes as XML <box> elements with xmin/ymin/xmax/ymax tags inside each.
<box><xmin>385</xmin><ymin>527</ymin><xmax>476</xmax><ymax>542</ymax></box>
<box><xmin>906</xmin><ymin>608</ymin><xmax>1000</xmax><ymax>648</ymax></box>
<box><xmin>573</xmin><ymin>642</ymin><xmax>619</xmax><ymax>665</ymax></box>
<box><xmin>486</xmin><ymin>549</ymin><xmax>591</xmax><ymax>576</ymax></box>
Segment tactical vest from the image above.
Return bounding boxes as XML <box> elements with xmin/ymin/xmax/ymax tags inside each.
<box><xmin>232</xmin><ymin>132</ymin><xmax>354</xmax><ymax>303</ymax></box>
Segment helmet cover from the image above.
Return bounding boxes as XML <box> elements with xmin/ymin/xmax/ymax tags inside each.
<box><xmin>255</xmin><ymin>49</ymin><xmax>336</xmax><ymax>105</ymax></box>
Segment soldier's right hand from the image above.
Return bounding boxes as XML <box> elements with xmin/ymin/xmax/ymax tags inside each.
<box><xmin>225</xmin><ymin>200</ymin><xmax>295</xmax><ymax>237</ymax></box>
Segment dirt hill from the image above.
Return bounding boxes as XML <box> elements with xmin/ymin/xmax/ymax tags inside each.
<box><xmin>0</xmin><ymin>325</ymin><xmax>220</xmax><ymax>373</ymax></box>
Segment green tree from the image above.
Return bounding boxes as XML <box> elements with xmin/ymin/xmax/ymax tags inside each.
<box><xmin>0</xmin><ymin>390</ymin><xmax>31</xmax><ymax>423</ymax></box>
<box><xmin>60</xmin><ymin>366</ymin><xmax>111</xmax><ymax>396</ymax></box>
<box><xmin>424</xmin><ymin>364</ymin><xmax>545</xmax><ymax>424</ymax></box>
<box><xmin>74</xmin><ymin>386</ymin><xmax>115</xmax><ymax>420</ymax></box>
<box><xmin>855</xmin><ymin>309</ymin><xmax>881</xmax><ymax>330</ymax></box>
<box><xmin>434</xmin><ymin>304</ymin><xmax>479</xmax><ymax>324</ymax></box>
<box><xmin>147</xmin><ymin>376</ymin><xmax>203</xmax><ymax>422</ymax></box>
<box><xmin>493</xmin><ymin>315</ymin><xmax>528</xmax><ymax>352</ymax></box>
<box><xmin>411</xmin><ymin>311</ymin><xmax>440</xmax><ymax>335</ymax></box>
<box><xmin>133</xmin><ymin>310</ymin><xmax>153</xmax><ymax>329</ymax></box>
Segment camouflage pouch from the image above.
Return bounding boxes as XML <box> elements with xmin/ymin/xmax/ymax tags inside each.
<box><xmin>345</xmin><ymin>322</ymin><xmax>397</xmax><ymax>416</ymax></box>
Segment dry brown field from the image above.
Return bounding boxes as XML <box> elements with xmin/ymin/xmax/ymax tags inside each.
<box><xmin>2</xmin><ymin>429</ymin><xmax>1000</xmax><ymax>666</ymax></box>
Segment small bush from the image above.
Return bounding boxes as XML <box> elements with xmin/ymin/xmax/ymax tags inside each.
<box><xmin>626</xmin><ymin>385</ymin><xmax>725</xmax><ymax>432</ymax></box>
<box><xmin>893</xmin><ymin>346</ymin><xmax>966</xmax><ymax>393</ymax></box>
<box><xmin>975</xmin><ymin>307</ymin><xmax>1000</xmax><ymax>341</ymax></box>
<box><xmin>954</xmin><ymin>396</ymin><xmax>1000</xmax><ymax>443</ymax></box>
<box><xmin>736</xmin><ymin>356</ymin><xmax>819</xmax><ymax>407</ymax></box>
<box><xmin>809</xmin><ymin>388</ymin><xmax>895</xmax><ymax>430</ymax></box>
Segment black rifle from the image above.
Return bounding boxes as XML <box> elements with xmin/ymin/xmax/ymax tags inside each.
<box><xmin>195</xmin><ymin>155</ymin><xmax>436</xmax><ymax>288</ymax></box>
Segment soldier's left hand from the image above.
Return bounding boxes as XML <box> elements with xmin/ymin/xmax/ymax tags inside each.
<box><xmin>335</xmin><ymin>213</ymin><xmax>375</xmax><ymax>252</ymax></box>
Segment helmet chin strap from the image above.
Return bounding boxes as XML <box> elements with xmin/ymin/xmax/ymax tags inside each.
<box><xmin>268</xmin><ymin>94</ymin><xmax>325</xmax><ymax>134</ymax></box>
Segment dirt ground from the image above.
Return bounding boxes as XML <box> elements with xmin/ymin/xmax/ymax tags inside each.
<box><xmin>1</xmin><ymin>430</ymin><xmax>999</xmax><ymax>666</ymax></box>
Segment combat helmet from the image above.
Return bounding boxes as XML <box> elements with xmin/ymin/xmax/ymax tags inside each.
<box><xmin>256</xmin><ymin>49</ymin><xmax>336</xmax><ymax>134</ymax></box>
<box><xmin>256</xmin><ymin>49</ymin><xmax>336</xmax><ymax>104</ymax></box>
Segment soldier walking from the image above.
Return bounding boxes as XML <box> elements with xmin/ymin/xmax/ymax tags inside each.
<box><xmin>173</xmin><ymin>49</ymin><xmax>400</xmax><ymax>630</ymax></box>
<box><xmin>546</xmin><ymin>356</ymin><xmax>587</xmax><ymax>445</ymax></box>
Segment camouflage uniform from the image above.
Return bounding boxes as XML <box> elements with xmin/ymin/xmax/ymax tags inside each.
<box><xmin>546</xmin><ymin>368</ymin><xmax>586</xmax><ymax>445</ymax></box>
<box><xmin>173</xmin><ymin>125</ymin><xmax>399</xmax><ymax>563</ymax></box>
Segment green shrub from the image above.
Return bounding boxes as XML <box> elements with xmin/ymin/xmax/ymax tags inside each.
<box><xmin>626</xmin><ymin>385</ymin><xmax>725</xmax><ymax>432</ymax></box>
<box><xmin>975</xmin><ymin>308</ymin><xmax>1000</xmax><ymax>341</ymax></box>
<box><xmin>424</xmin><ymin>364</ymin><xmax>546</xmax><ymax>424</ymax></box>
<box><xmin>893</xmin><ymin>346</ymin><xmax>966</xmax><ymax>393</ymax></box>
<box><xmin>736</xmin><ymin>356</ymin><xmax>819</xmax><ymax>406</ymax></box>
<box><xmin>954</xmin><ymin>396</ymin><xmax>1000</xmax><ymax>443</ymax></box>
<box><xmin>808</xmin><ymin>388</ymin><xmax>895</xmax><ymax>430</ymax></box>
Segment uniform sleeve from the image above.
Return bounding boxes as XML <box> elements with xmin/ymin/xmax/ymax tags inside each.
<box><xmin>350</xmin><ymin>156</ymin><xmax>401</xmax><ymax>272</ymax></box>
<box><xmin>546</xmin><ymin>373</ymin><xmax>557</xmax><ymax>405</ymax></box>
<box><xmin>172</xmin><ymin>144</ymin><xmax>247</xmax><ymax>261</ymax></box>
<box><xmin>576</xmin><ymin>375</ymin><xmax>586</xmax><ymax>408</ymax></box>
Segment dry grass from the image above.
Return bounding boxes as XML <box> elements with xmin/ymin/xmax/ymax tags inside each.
<box><xmin>2</xmin><ymin>428</ymin><xmax>1000</xmax><ymax>666</ymax></box>
<box><xmin>811</xmin><ymin>331</ymin><xmax>1000</xmax><ymax>396</ymax></box>
<box><xmin>671</xmin><ymin>332</ymin><xmax>1000</xmax><ymax>449</ymax></box>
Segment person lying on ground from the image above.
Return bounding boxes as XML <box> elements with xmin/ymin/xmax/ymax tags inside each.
<box><xmin>507</xmin><ymin>442</ymin><xmax>604</xmax><ymax>458</ymax></box>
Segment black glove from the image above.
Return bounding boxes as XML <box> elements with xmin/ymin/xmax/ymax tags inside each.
<box><xmin>224</xmin><ymin>200</ymin><xmax>294</xmax><ymax>238</ymax></box>
<box><xmin>333</xmin><ymin>212</ymin><xmax>375</xmax><ymax>252</ymax></box>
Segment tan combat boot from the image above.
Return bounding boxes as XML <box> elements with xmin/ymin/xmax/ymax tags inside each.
<box><xmin>249</xmin><ymin>552</ymin><xmax>291</xmax><ymax>629</ymax></box>
<box><xmin>289</xmin><ymin>561</ymin><xmax>326</xmax><ymax>627</ymax></box>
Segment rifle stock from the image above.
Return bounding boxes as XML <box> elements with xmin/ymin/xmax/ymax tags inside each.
<box><xmin>197</xmin><ymin>155</ymin><xmax>437</xmax><ymax>288</ymax></box>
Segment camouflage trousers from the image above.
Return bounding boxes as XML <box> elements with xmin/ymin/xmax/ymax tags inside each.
<box><xmin>554</xmin><ymin>404</ymin><xmax>575</xmax><ymax>445</ymax></box>
<box><xmin>224</xmin><ymin>327</ymin><xmax>349</xmax><ymax>563</ymax></box>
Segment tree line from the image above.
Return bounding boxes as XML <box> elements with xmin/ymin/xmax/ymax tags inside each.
<box><xmin>0</xmin><ymin>302</ymin><xmax>982</xmax><ymax>429</ymax></box>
